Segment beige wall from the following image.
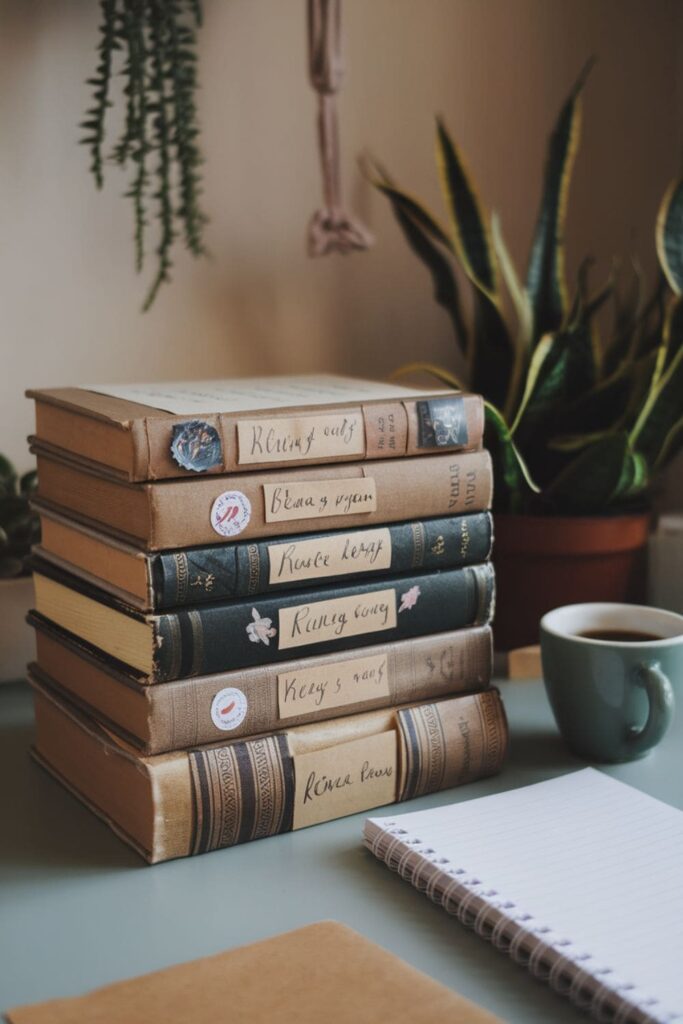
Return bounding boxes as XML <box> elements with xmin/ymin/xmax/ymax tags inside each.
<box><xmin>1</xmin><ymin>0</ymin><xmax>680</xmax><ymax>476</ymax></box>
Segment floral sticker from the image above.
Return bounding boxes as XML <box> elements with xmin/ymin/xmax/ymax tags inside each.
<box><xmin>246</xmin><ymin>607</ymin><xmax>277</xmax><ymax>645</ymax></box>
<box><xmin>399</xmin><ymin>585</ymin><xmax>421</xmax><ymax>613</ymax></box>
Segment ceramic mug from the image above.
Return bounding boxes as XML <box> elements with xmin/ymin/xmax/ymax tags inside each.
<box><xmin>540</xmin><ymin>602</ymin><xmax>680</xmax><ymax>762</ymax></box>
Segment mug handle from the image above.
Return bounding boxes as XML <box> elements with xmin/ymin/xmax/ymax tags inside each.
<box><xmin>627</xmin><ymin>661</ymin><xmax>675</xmax><ymax>756</ymax></box>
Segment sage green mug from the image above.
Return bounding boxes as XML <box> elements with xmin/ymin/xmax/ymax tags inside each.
<box><xmin>540</xmin><ymin>602</ymin><xmax>680</xmax><ymax>762</ymax></box>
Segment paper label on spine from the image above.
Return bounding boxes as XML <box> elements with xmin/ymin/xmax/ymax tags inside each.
<box><xmin>263</xmin><ymin>478</ymin><xmax>377</xmax><ymax>523</ymax></box>
<box><xmin>277</xmin><ymin>653</ymin><xmax>390</xmax><ymax>720</ymax></box>
<box><xmin>268</xmin><ymin>528</ymin><xmax>391</xmax><ymax>585</ymax></box>
<box><xmin>278</xmin><ymin>588</ymin><xmax>397</xmax><ymax>650</ymax></box>
<box><xmin>293</xmin><ymin>730</ymin><xmax>397</xmax><ymax>829</ymax></box>
<box><xmin>237</xmin><ymin>412</ymin><xmax>364</xmax><ymax>465</ymax></box>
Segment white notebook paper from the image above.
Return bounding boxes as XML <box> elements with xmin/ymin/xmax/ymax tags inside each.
<box><xmin>364</xmin><ymin>770</ymin><xmax>683</xmax><ymax>1024</ymax></box>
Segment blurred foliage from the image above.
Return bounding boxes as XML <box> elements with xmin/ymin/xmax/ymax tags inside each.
<box><xmin>0</xmin><ymin>457</ymin><xmax>39</xmax><ymax>579</ymax></box>
<box><xmin>81</xmin><ymin>0</ymin><xmax>207</xmax><ymax>310</ymax></box>
<box><xmin>370</xmin><ymin>61</ymin><xmax>683</xmax><ymax>515</ymax></box>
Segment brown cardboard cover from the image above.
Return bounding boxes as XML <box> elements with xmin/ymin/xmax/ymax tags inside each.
<box><xmin>33</xmin><ymin>448</ymin><xmax>493</xmax><ymax>550</ymax></box>
<box><xmin>5</xmin><ymin>921</ymin><xmax>502</xmax><ymax>1024</ymax></box>
<box><xmin>28</xmin><ymin>380</ymin><xmax>485</xmax><ymax>481</ymax></box>
<box><xmin>31</xmin><ymin>617</ymin><xmax>493</xmax><ymax>752</ymax></box>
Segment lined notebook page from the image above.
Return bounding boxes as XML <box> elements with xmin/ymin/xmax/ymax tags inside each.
<box><xmin>367</xmin><ymin>770</ymin><xmax>683</xmax><ymax>1021</ymax></box>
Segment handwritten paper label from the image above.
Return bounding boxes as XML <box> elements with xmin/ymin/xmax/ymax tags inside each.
<box><xmin>293</xmin><ymin>730</ymin><xmax>397</xmax><ymax>829</ymax></box>
<box><xmin>277</xmin><ymin>653</ymin><xmax>390</xmax><ymax>720</ymax></box>
<box><xmin>278</xmin><ymin>589</ymin><xmax>397</xmax><ymax>651</ymax></box>
<box><xmin>263</xmin><ymin>478</ymin><xmax>377</xmax><ymax>523</ymax></box>
<box><xmin>267</xmin><ymin>528</ymin><xmax>391</xmax><ymax>585</ymax></box>
<box><xmin>237</xmin><ymin>412</ymin><xmax>365</xmax><ymax>465</ymax></box>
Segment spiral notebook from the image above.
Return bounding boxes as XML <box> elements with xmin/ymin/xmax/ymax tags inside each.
<box><xmin>364</xmin><ymin>770</ymin><xmax>683</xmax><ymax>1024</ymax></box>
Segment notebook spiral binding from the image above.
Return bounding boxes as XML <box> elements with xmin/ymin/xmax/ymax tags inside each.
<box><xmin>367</xmin><ymin>824</ymin><xmax>666</xmax><ymax>1024</ymax></box>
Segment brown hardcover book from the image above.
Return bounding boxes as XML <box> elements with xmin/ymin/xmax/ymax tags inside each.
<box><xmin>29</xmin><ymin>614</ymin><xmax>493</xmax><ymax>753</ymax></box>
<box><xmin>32</xmin><ymin>447</ymin><xmax>493</xmax><ymax>550</ymax></box>
<box><xmin>27</xmin><ymin>375</ymin><xmax>484</xmax><ymax>482</ymax></box>
<box><xmin>31</xmin><ymin>680</ymin><xmax>509</xmax><ymax>863</ymax></box>
<box><xmin>5</xmin><ymin>921</ymin><xmax>503</xmax><ymax>1024</ymax></box>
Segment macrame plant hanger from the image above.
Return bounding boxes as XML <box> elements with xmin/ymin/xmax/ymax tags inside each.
<box><xmin>307</xmin><ymin>0</ymin><xmax>374</xmax><ymax>256</ymax></box>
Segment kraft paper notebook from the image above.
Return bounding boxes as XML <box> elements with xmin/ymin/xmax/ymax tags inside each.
<box><xmin>364</xmin><ymin>769</ymin><xmax>683</xmax><ymax>1024</ymax></box>
<box><xmin>4</xmin><ymin>922</ymin><xmax>502</xmax><ymax>1023</ymax></box>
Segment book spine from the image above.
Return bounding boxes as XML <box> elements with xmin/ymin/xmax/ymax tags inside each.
<box><xmin>153</xmin><ymin>564</ymin><xmax>495</xmax><ymax>682</ymax></box>
<box><xmin>152</xmin><ymin>512</ymin><xmax>493</xmax><ymax>609</ymax></box>
<box><xmin>149</xmin><ymin>627</ymin><xmax>493</xmax><ymax>751</ymax></box>
<box><xmin>140</xmin><ymin>393</ymin><xmax>485</xmax><ymax>480</ymax></box>
<box><xmin>186</xmin><ymin>689</ymin><xmax>507</xmax><ymax>855</ymax></box>
<box><xmin>150</xmin><ymin>449</ymin><xmax>493</xmax><ymax>549</ymax></box>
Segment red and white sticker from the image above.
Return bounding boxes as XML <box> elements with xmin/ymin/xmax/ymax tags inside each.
<box><xmin>210</xmin><ymin>490</ymin><xmax>251</xmax><ymax>537</ymax></box>
<box><xmin>210</xmin><ymin>687</ymin><xmax>248</xmax><ymax>731</ymax></box>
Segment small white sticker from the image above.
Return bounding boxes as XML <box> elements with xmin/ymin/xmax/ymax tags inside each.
<box><xmin>210</xmin><ymin>490</ymin><xmax>252</xmax><ymax>537</ymax></box>
<box><xmin>210</xmin><ymin>687</ymin><xmax>248</xmax><ymax>731</ymax></box>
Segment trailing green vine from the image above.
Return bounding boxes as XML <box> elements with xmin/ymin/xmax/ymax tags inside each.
<box><xmin>80</xmin><ymin>0</ymin><xmax>207</xmax><ymax>310</ymax></box>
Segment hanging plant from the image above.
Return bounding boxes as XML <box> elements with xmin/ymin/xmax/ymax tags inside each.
<box><xmin>80</xmin><ymin>0</ymin><xmax>208</xmax><ymax>310</ymax></box>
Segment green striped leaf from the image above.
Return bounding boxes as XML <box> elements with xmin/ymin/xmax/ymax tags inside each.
<box><xmin>526</xmin><ymin>59</ymin><xmax>594</xmax><ymax>344</ymax></box>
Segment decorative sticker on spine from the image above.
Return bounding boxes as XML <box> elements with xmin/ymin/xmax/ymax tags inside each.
<box><xmin>292</xmin><ymin>730</ymin><xmax>397</xmax><ymax>829</ymax></box>
<box><xmin>170</xmin><ymin>420</ymin><xmax>223</xmax><ymax>472</ymax></box>
<box><xmin>210</xmin><ymin>490</ymin><xmax>252</xmax><ymax>537</ymax></box>
<box><xmin>237</xmin><ymin>412</ymin><xmax>365</xmax><ymax>465</ymax></box>
<box><xmin>278</xmin><ymin>588</ymin><xmax>397</xmax><ymax>650</ymax></box>
<box><xmin>277</xmin><ymin>652</ymin><xmax>390</xmax><ymax>720</ymax></box>
<box><xmin>210</xmin><ymin>687</ymin><xmax>248</xmax><ymax>731</ymax></box>
<box><xmin>267</xmin><ymin>528</ymin><xmax>391</xmax><ymax>585</ymax></box>
<box><xmin>416</xmin><ymin>396</ymin><xmax>468</xmax><ymax>449</ymax></box>
<box><xmin>262</xmin><ymin>477</ymin><xmax>377</xmax><ymax>523</ymax></box>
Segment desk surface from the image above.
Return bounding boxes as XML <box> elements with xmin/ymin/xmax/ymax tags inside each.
<box><xmin>1</xmin><ymin>677</ymin><xmax>681</xmax><ymax>1021</ymax></box>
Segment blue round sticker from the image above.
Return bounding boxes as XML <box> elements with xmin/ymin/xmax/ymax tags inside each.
<box><xmin>170</xmin><ymin>420</ymin><xmax>223</xmax><ymax>472</ymax></box>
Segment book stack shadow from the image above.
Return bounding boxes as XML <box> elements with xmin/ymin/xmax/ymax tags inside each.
<box><xmin>25</xmin><ymin>376</ymin><xmax>508</xmax><ymax>863</ymax></box>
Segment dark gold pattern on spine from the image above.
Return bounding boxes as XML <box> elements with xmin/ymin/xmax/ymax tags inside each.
<box><xmin>188</xmin><ymin>609</ymin><xmax>204</xmax><ymax>677</ymax></box>
<box><xmin>174</xmin><ymin>552</ymin><xmax>189</xmax><ymax>605</ymax></box>
<box><xmin>246</xmin><ymin>544</ymin><xmax>261</xmax><ymax>596</ymax></box>
<box><xmin>410</xmin><ymin>522</ymin><xmax>425</xmax><ymax>569</ymax></box>
<box><xmin>471</xmin><ymin>563</ymin><xmax>495</xmax><ymax>624</ymax></box>
<box><xmin>189</xmin><ymin>734</ymin><xmax>294</xmax><ymax>854</ymax></box>
<box><xmin>159</xmin><ymin>615</ymin><xmax>183</xmax><ymax>682</ymax></box>
<box><xmin>476</xmin><ymin>689</ymin><xmax>508</xmax><ymax>777</ymax></box>
<box><xmin>397</xmin><ymin>703</ymin><xmax>447</xmax><ymax>801</ymax></box>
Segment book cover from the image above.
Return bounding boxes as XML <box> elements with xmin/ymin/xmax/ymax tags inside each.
<box><xmin>31</xmin><ymin>681</ymin><xmax>509</xmax><ymax>863</ymax></box>
<box><xmin>35</xmin><ymin>504</ymin><xmax>493</xmax><ymax>610</ymax></box>
<box><xmin>31</xmin><ymin>560</ymin><xmax>496</xmax><ymax>682</ymax></box>
<box><xmin>32</xmin><ymin>447</ymin><xmax>493</xmax><ymax>550</ymax></box>
<box><xmin>27</xmin><ymin>375</ymin><xmax>484</xmax><ymax>481</ymax></box>
<box><xmin>5</xmin><ymin>921</ymin><xmax>503</xmax><ymax>1024</ymax></box>
<box><xmin>29</xmin><ymin>613</ymin><xmax>493</xmax><ymax>752</ymax></box>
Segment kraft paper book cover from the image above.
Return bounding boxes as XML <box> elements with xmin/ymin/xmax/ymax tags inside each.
<box><xmin>29</xmin><ymin>616</ymin><xmax>493</xmax><ymax>753</ymax></box>
<box><xmin>4</xmin><ymin>922</ymin><xmax>503</xmax><ymax>1023</ymax></box>
<box><xmin>31</xmin><ymin>447</ymin><xmax>493</xmax><ymax>549</ymax></box>
<box><xmin>31</xmin><ymin>681</ymin><xmax>508</xmax><ymax>863</ymax></box>
<box><xmin>27</xmin><ymin>374</ymin><xmax>484</xmax><ymax>481</ymax></box>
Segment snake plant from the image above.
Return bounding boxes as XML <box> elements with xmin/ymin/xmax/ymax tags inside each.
<box><xmin>370</xmin><ymin>62</ymin><xmax>683</xmax><ymax>515</ymax></box>
<box><xmin>0</xmin><ymin>457</ymin><xmax>38</xmax><ymax>578</ymax></box>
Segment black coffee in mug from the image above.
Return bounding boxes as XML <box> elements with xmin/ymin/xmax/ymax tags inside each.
<box><xmin>578</xmin><ymin>629</ymin><xmax>664</xmax><ymax>643</ymax></box>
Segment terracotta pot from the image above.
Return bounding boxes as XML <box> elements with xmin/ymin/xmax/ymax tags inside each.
<box><xmin>492</xmin><ymin>512</ymin><xmax>650</xmax><ymax>651</ymax></box>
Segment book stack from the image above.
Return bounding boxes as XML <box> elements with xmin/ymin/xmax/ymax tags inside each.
<box><xmin>25</xmin><ymin>375</ymin><xmax>507</xmax><ymax>863</ymax></box>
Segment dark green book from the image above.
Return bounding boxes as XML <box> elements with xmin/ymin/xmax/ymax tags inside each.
<box><xmin>31</xmin><ymin>558</ymin><xmax>495</xmax><ymax>682</ymax></box>
<box><xmin>35</xmin><ymin>507</ymin><xmax>492</xmax><ymax>612</ymax></box>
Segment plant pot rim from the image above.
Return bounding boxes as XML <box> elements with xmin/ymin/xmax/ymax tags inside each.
<box><xmin>493</xmin><ymin>510</ymin><xmax>651</xmax><ymax>556</ymax></box>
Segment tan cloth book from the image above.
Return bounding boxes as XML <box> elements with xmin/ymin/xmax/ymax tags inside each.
<box><xmin>32</xmin><ymin>447</ymin><xmax>493</xmax><ymax>550</ymax></box>
<box><xmin>29</xmin><ymin>616</ymin><xmax>493</xmax><ymax>754</ymax></box>
<box><xmin>4</xmin><ymin>921</ymin><xmax>503</xmax><ymax>1023</ymax></box>
<box><xmin>27</xmin><ymin>374</ymin><xmax>484</xmax><ymax>482</ymax></box>
<box><xmin>31</xmin><ymin>680</ymin><xmax>508</xmax><ymax>863</ymax></box>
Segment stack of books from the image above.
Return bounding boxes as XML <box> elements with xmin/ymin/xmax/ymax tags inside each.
<box><xmin>25</xmin><ymin>375</ymin><xmax>507</xmax><ymax>863</ymax></box>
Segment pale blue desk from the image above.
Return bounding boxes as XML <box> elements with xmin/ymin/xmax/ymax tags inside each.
<box><xmin>1</xmin><ymin>678</ymin><xmax>681</xmax><ymax>1021</ymax></box>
